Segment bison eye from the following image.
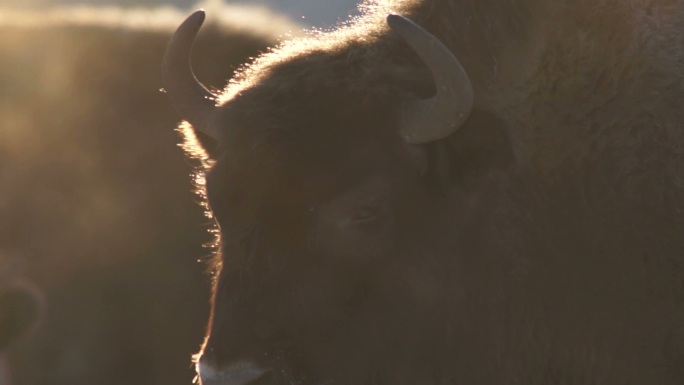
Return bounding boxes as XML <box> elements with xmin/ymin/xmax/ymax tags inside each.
<box><xmin>348</xmin><ymin>206</ymin><xmax>381</xmax><ymax>225</ymax></box>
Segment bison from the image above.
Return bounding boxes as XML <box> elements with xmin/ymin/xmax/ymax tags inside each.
<box><xmin>163</xmin><ymin>0</ymin><xmax>684</xmax><ymax>384</ymax></box>
<box><xmin>0</xmin><ymin>4</ymin><xmax>297</xmax><ymax>385</ymax></box>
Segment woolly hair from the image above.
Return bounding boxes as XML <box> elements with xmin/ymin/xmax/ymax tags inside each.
<box><xmin>176</xmin><ymin>0</ymin><xmax>684</xmax><ymax>271</ymax></box>
<box><xmin>216</xmin><ymin>0</ymin><xmax>424</xmax><ymax>105</ymax></box>
<box><xmin>199</xmin><ymin>0</ymin><xmax>684</xmax><ymax>177</ymax></box>
<box><xmin>179</xmin><ymin>0</ymin><xmax>430</xmax><ymax>166</ymax></box>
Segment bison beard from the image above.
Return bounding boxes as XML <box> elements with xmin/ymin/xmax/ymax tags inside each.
<box><xmin>163</xmin><ymin>0</ymin><xmax>684</xmax><ymax>384</ymax></box>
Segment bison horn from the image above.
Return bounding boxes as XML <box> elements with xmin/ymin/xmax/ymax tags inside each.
<box><xmin>387</xmin><ymin>14</ymin><xmax>474</xmax><ymax>144</ymax></box>
<box><xmin>162</xmin><ymin>10</ymin><xmax>219</xmax><ymax>139</ymax></box>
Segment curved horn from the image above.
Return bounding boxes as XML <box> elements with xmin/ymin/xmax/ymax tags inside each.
<box><xmin>162</xmin><ymin>10</ymin><xmax>219</xmax><ymax>138</ymax></box>
<box><xmin>387</xmin><ymin>14</ymin><xmax>474</xmax><ymax>144</ymax></box>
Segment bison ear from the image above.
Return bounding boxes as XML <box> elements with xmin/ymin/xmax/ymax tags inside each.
<box><xmin>423</xmin><ymin>109</ymin><xmax>516</xmax><ymax>192</ymax></box>
<box><xmin>0</xmin><ymin>283</ymin><xmax>44</xmax><ymax>350</ymax></box>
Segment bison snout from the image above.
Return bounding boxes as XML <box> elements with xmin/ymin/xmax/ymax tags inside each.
<box><xmin>197</xmin><ymin>359</ymin><xmax>269</xmax><ymax>385</ymax></box>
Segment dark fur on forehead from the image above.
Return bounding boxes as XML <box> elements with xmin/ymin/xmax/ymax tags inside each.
<box><xmin>214</xmin><ymin>36</ymin><xmax>435</xmax><ymax>155</ymax></box>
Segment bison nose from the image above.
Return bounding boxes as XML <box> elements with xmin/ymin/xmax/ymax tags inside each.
<box><xmin>197</xmin><ymin>359</ymin><xmax>269</xmax><ymax>385</ymax></box>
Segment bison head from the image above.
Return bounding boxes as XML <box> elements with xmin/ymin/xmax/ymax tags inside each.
<box><xmin>163</xmin><ymin>10</ymin><xmax>513</xmax><ymax>385</ymax></box>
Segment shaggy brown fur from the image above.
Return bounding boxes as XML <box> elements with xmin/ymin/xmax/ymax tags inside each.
<box><xmin>176</xmin><ymin>0</ymin><xmax>684</xmax><ymax>384</ymax></box>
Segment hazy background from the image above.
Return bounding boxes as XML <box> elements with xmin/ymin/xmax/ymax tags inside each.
<box><xmin>0</xmin><ymin>0</ymin><xmax>361</xmax><ymax>27</ymax></box>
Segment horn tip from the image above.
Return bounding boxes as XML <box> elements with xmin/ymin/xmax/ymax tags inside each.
<box><xmin>386</xmin><ymin>13</ymin><xmax>408</xmax><ymax>30</ymax></box>
<box><xmin>188</xmin><ymin>9</ymin><xmax>206</xmax><ymax>24</ymax></box>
